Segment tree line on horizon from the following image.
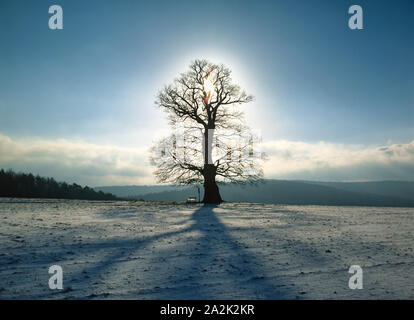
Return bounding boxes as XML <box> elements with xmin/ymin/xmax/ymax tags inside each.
<box><xmin>0</xmin><ymin>169</ymin><xmax>118</xmax><ymax>200</ymax></box>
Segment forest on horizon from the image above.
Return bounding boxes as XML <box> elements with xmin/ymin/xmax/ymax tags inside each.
<box><xmin>0</xmin><ymin>169</ymin><xmax>118</xmax><ymax>201</ymax></box>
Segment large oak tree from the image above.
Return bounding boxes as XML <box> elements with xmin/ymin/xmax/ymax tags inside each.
<box><xmin>151</xmin><ymin>59</ymin><xmax>264</xmax><ymax>203</ymax></box>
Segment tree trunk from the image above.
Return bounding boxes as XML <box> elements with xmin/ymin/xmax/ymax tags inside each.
<box><xmin>202</xmin><ymin>126</ymin><xmax>222</xmax><ymax>203</ymax></box>
<box><xmin>202</xmin><ymin>164</ymin><xmax>222</xmax><ymax>203</ymax></box>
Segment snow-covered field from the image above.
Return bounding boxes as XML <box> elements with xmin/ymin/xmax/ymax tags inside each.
<box><xmin>0</xmin><ymin>198</ymin><xmax>413</xmax><ymax>299</ymax></box>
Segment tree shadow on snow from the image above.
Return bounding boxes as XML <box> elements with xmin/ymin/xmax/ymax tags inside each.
<box><xmin>18</xmin><ymin>204</ymin><xmax>295</xmax><ymax>299</ymax></box>
<box><xmin>149</xmin><ymin>204</ymin><xmax>292</xmax><ymax>299</ymax></box>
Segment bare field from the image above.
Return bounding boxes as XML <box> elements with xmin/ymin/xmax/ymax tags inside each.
<box><xmin>0</xmin><ymin>199</ymin><xmax>413</xmax><ymax>299</ymax></box>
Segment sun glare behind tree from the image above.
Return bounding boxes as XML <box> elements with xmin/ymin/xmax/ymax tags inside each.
<box><xmin>150</xmin><ymin>59</ymin><xmax>265</xmax><ymax>203</ymax></box>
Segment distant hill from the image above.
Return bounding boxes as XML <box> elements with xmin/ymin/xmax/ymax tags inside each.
<box><xmin>305</xmin><ymin>180</ymin><xmax>414</xmax><ymax>201</ymax></box>
<box><xmin>94</xmin><ymin>185</ymin><xmax>187</xmax><ymax>198</ymax></box>
<box><xmin>0</xmin><ymin>169</ymin><xmax>118</xmax><ymax>201</ymax></box>
<box><xmin>216</xmin><ymin>180</ymin><xmax>414</xmax><ymax>207</ymax></box>
<box><xmin>95</xmin><ymin>180</ymin><xmax>414</xmax><ymax>207</ymax></box>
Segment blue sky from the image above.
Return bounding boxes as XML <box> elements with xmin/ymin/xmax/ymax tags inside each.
<box><xmin>0</xmin><ymin>0</ymin><xmax>413</xmax><ymax>185</ymax></box>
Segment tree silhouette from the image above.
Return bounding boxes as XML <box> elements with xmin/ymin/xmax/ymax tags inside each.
<box><xmin>151</xmin><ymin>59</ymin><xmax>265</xmax><ymax>203</ymax></box>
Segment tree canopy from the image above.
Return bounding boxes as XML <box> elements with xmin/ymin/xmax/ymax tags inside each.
<box><xmin>151</xmin><ymin>59</ymin><xmax>265</xmax><ymax>202</ymax></box>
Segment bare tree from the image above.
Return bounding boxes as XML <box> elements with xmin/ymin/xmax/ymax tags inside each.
<box><xmin>150</xmin><ymin>59</ymin><xmax>264</xmax><ymax>203</ymax></box>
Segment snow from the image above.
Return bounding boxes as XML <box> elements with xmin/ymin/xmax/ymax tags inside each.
<box><xmin>0</xmin><ymin>198</ymin><xmax>413</xmax><ymax>299</ymax></box>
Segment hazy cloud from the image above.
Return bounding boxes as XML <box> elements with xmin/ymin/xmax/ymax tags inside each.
<box><xmin>0</xmin><ymin>134</ymin><xmax>152</xmax><ymax>186</ymax></box>
<box><xmin>262</xmin><ymin>140</ymin><xmax>414</xmax><ymax>181</ymax></box>
<box><xmin>1</xmin><ymin>133</ymin><xmax>413</xmax><ymax>186</ymax></box>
